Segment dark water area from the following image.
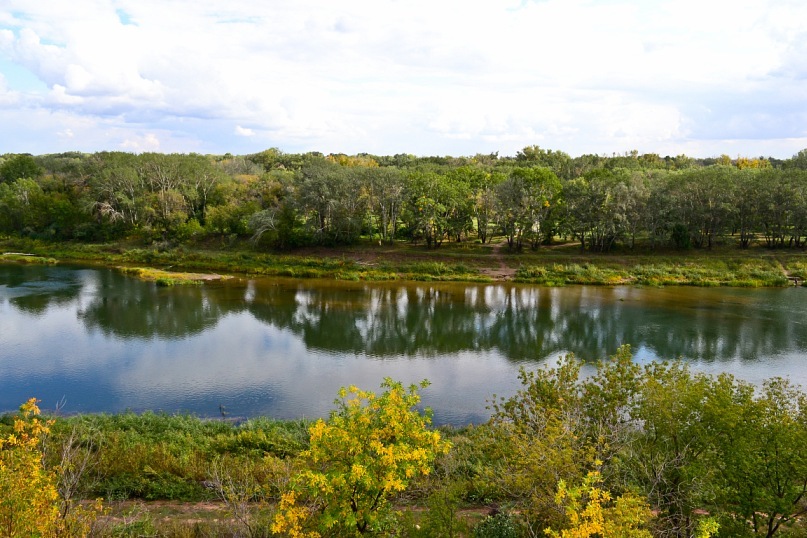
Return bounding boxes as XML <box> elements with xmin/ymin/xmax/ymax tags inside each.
<box><xmin>1</xmin><ymin>263</ymin><xmax>806</xmax><ymax>425</ymax></box>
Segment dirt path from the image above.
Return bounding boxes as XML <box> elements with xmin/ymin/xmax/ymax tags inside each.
<box><xmin>479</xmin><ymin>241</ymin><xmax>517</xmax><ymax>280</ymax></box>
<box><xmin>775</xmin><ymin>256</ymin><xmax>803</xmax><ymax>285</ymax></box>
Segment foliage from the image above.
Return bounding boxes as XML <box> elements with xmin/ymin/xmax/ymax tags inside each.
<box><xmin>273</xmin><ymin>378</ymin><xmax>450</xmax><ymax>536</ymax></box>
<box><xmin>0</xmin><ymin>398</ymin><xmax>103</xmax><ymax>537</ymax></box>
<box><xmin>544</xmin><ymin>468</ymin><xmax>653</xmax><ymax>538</ymax></box>
<box><xmin>705</xmin><ymin>376</ymin><xmax>807</xmax><ymax>538</ymax></box>
<box><xmin>5</xmin><ymin>355</ymin><xmax>807</xmax><ymax>537</ymax></box>
<box><xmin>489</xmin><ymin>355</ymin><xmax>593</xmax><ymax>531</ymax></box>
<box><xmin>0</xmin><ymin>399</ymin><xmax>60</xmax><ymax>536</ymax></box>
<box><xmin>0</xmin><ymin>146</ymin><xmax>807</xmax><ymax>253</ymax></box>
<box><xmin>472</xmin><ymin>513</ymin><xmax>520</xmax><ymax>538</ymax></box>
<box><xmin>0</xmin><ymin>154</ymin><xmax>42</xmax><ymax>183</ymax></box>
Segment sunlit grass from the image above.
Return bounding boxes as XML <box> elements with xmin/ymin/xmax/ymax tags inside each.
<box><xmin>0</xmin><ymin>252</ymin><xmax>58</xmax><ymax>264</ymax></box>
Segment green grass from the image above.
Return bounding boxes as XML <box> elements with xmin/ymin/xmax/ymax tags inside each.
<box><xmin>514</xmin><ymin>254</ymin><xmax>792</xmax><ymax>287</ymax></box>
<box><xmin>118</xmin><ymin>266</ymin><xmax>233</xmax><ymax>286</ymax></box>
<box><xmin>0</xmin><ymin>252</ymin><xmax>59</xmax><ymax>264</ymax></box>
<box><xmin>37</xmin><ymin>412</ymin><xmax>313</xmax><ymax>502</ymax></box>
<box><xmin>1</xmin><ymin>236</ymin><xmax>804</xmax><ymax>287</ymax></box>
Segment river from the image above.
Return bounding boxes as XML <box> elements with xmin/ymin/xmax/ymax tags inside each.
<box><xmin>1</xmin><ymin>263</ymin><xmax>806</xmax><ymax>424</ymax></box>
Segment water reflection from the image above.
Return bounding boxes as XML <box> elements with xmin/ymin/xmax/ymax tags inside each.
<box><xmin>1</xmin><ymin>264</ymin><xmax>83</xmax><ymax>315</ymax></box>
<box><xmin>242</xmin><ymin>281</ymin><xmax>805</xmax><ymax>364</ymax></box>
<box><xmin>78</xmin><ymin>269</ymin><xmax>227</xmax><ymax>339</ymax></box>
<box><xmin>1</xmin><ymin>263</ymin><xmax>806</xmax><ymax>423</ymax></box>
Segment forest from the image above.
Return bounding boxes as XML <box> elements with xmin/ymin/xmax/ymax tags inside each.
<box><xmin>1</xmin><ymin>147</ymin><xmax>807</xmax><ymax>253</ymax></box>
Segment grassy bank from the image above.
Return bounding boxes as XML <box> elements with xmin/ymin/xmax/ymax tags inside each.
<box><xmin>1</xmin><ymin>236</ymin><xmax>805</xmax><ymax>287</ymax></box>
<box><xmin>514</xmin><ymin>257</ymin><xmax>791</xmax><ymax>287</ymax></box>
<box><xmin>0</xmin><ymin>251</ymin><xmax>59</xmax><ymax>264</ymax></box>
<box><xmin>118</xmin><ymin>266</ymin><xmax>234</xmax><ymax>286</ymax></box>
<box><xmin>1</xmin><ymin>409</ymin><xmax>489</xmax><ymax>537</ymax></box>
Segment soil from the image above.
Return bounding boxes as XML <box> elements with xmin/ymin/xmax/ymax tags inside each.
<box><xmin>478</xmin><ymin>241</ymin><xmax>518</xmax><ymax>280</ymax></box>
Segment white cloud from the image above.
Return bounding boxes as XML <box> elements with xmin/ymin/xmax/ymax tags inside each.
<box><xmin>120</xmin><ymin>133</ymin><xmax>161</xmax><ymax>152</ymax></box>
<box><xmin>0</xmin><ymin>73</ymin><xmax>20</xmax><ymax>105</ymax></box>
<box><xmin>0</xmin><ymin>0</ymin><xmax>806</xmax><ymax>157</ymax></box>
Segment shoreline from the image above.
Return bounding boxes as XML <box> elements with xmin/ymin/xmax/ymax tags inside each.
<box><xmin>2</xmin><ymin>237</ymin><xmax>805</xmax><ymax>287</ymax></box>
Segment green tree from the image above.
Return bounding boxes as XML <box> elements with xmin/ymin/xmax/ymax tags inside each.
<box><xmin>785</xmin><ymin>148</ymin><xmax>807</xmax><ymax>170</ymax></box>
<box><xmin>495</xmin><ymin>167</ymin><xmax>561</xmax><ymax>250</ymax></box>
<box><xmin>295</xmin><ymin>158</ymin><xmax>367</xmax><ymax>245</ymax></box>
<box><xmin>0</xmin><ymin>154</ymin><xmax>42</xmax><ymax>184</ymax></box>
<box><xmin>0</xmin><ymin>178</ymin><xmax>46</xmax><ymax>234</ymax></box>
<box><xmin>706</xmin><ymin>376</ymin><xmax>807</xmax><ymax>537</ymax></box>
<box><xmin>273</xmin><ymin>379</ymin><xmax>450</xmax><ymax>536</ymax></box>
<box><xmin>405</xmin><ymin>170</ymin><xmax>467</xmax><ymax>248</ymax></box>
<box><xmin>561</xmin><ymin>170</ymin><xmax>633</xmax><ymax>252</ymax></box>
<box><xmin>628</xmin><ymin>363</ymin><xmax>714</xmax><ymax>538</ymax></box>
<box><xmin>515</xmin><ymin>146</ymin><xmax>574</xmax><ymax>179</ymax></box>
<box><xmin>363</xmin><ymin>166</ymin><xmax>405</xmax><ymax>244</ymax></box>
<box><xmin>489</xmin><ymin>356</ymin><xmax>593</xmax><ymax>532</ymax></box>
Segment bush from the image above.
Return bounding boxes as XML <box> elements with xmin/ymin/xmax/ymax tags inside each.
<box><xmin>472</xmin><ymin>513</ymin><xmax>520</xmax><ymax>538</ymax></box>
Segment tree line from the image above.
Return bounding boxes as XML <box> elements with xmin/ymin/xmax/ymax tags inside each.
<box><xmin>1</xmin><ymin>147</ymin><xmax>807</xmax><ymax>251</ymax></box>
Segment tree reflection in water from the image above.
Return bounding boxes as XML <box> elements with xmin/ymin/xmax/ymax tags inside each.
<box><xmin>2</xmin><ymin>264</ymin><xmax>806</xmax><ymax>422</ymax></box>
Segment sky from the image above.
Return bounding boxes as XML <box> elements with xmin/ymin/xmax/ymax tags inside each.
<box><xmin>1</xmin><ymin>0</ymin><xmax>806</xmax><ymax>159</ymax></box>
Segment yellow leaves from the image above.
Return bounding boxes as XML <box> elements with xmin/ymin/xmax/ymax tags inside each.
<box><xmin>735</xmin><ymin>156</ymin><xmax>771</xmax><ymax>169</ymax></box>
<box><xmin>545</xmin><ymin>470</ymin><xmax>653</xmax><ymax>538</ymax></box>
<box><xmin>350</xmin><ymin>463</ymin><xmax>367</xmax><ymax>480</ymax></box>
<box><xmin>325</xmin><ymin>154</ymin><xmax>379</xmax><ymax>168</ymax></box>
<box><xmin>277</xmin><ymin>378</ymin><xmax>450</xmax><ymax>535</ymax></box>
<box><xmin>1</xmin><ymin>398</ymin><xmax>101</xmax><ymax>537</ymax></box>
<box><xmin>272</xmin><ymin>490</ymin><xmax>321</xmax><ymax>538</ymax></box>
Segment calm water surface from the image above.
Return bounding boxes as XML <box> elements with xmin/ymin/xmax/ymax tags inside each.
<box><xmin>1</xmin><ymin>263</ymin><xmax>806</xmax><ymax>424</ymax></box>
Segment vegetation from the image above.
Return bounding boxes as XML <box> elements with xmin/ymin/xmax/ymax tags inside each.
<box><xmin>118</xmin><ymin>266</ymin><xmax>232</xmax><ymax>286</ymax></box>
<box><xmin>272</xmin><ymin>379</ymin><xmax>450</xmax><ymax>536</ymax></box>
<box><xmin>0</xmin><ymin>147</ymin><xmax>805</xmax><ymax>286</ymax></box>
<box><xmin>5</xmin><ymin>353</ymin><xmax>807</xmax><ymax>537</ymax></box>
<box><xmin>0</xmin><ymin>399</ymin><xmax>103</xmax><ymax>537</ymax></box>
<box><xmin>0</xmin><ymin>252</ymin><xmax>58</xmax><ymax>264</ymax></box>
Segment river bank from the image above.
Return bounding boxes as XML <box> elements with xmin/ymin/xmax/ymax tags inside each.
<box><xmin>2</xmin><ymin>236</ymin><xmax>805</xmax><ymax>287</ymax></box>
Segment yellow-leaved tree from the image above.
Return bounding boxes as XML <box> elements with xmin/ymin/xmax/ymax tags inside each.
<box><xmin>0</xmin><ymin>398</ymin><xmax>60</xmax><ymax>537</ymax></box>
<box><xmin>272</xmin><ymin>378</ymin><xmax>451</xmax><ymax>536</ymax></box>
<box><xmin>0</xmin><ymin>398</ymin><xmax>103</xmax><ymax>537</ymax></box>
<box><xmin>544</xmin><ymin>467</ymin><xmax>654</xmax><ymax>538</ymax></box>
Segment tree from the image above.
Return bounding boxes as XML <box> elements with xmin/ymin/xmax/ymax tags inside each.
<box><xmin>489</xmin><ymin>356</ymin><xmax>593</xmax><ymax>533</ymax></box>
<box><xmin>544</xmin><ymin>467</ymin><xmax>654</xmax><ymax>538</ymax></box>
<box><xmin>180</xmin><ymin>154</ymin><xmax>227</xmax><ymax>226</ymax></box>
<box><xmin>363</xmin><ymin>167</ymin><xmax>405</xmax><ymax>244</ymax></box>
<box><xmin>706</xmin><ymin>376</ymin><xmax>807</xmax><ymax>537</ymax></box>
<box><xmin>785</xmin><ymin>148</ymin><xmax>807</xmax><ymax>170</ymax></box>
<box><xmin>0</xmin><ymin>154</ymin><xmax>42</xmax><ymax>184</ymax></box>
<box><xmin>560</xmin><ymin>169</ymin><xmax>632</xmax><ymax>252</ymax></box>
<box><xmin>495</xmin><ymin>167</ymin><xmax>561</xmax><ymax>250</ymax></box>
<box><xmin>295</xmin><ymin>158</ymin><xmax>367</xmax><ymax>245</ymax></box>
<box><xmin>0</xmin><ymin>399</ymin><xmax>60</xmax><ymax>536</ymax></box>
<box><xmin>515</xmin><ymin>146</ymin><xmax>574</xmax><ymax>179</ymax></box>
<box><xmin>627</xmin><ymin>363</ymin><xmax>714</xmax><ymax>538</ymax></box>
<box><xmin>0</xmin><ymin>178</ymin><xmax>47</xmax><ymax>234</ymax></box>
<box><xmin>273</xmin><ymin>379</ymin><xmax>450</xmax><ymax>536</ymax></box>
<box><xmin>405</xmin><ymin>170</ymin><xmax>465</xmax><ymax>248</ymax></box>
